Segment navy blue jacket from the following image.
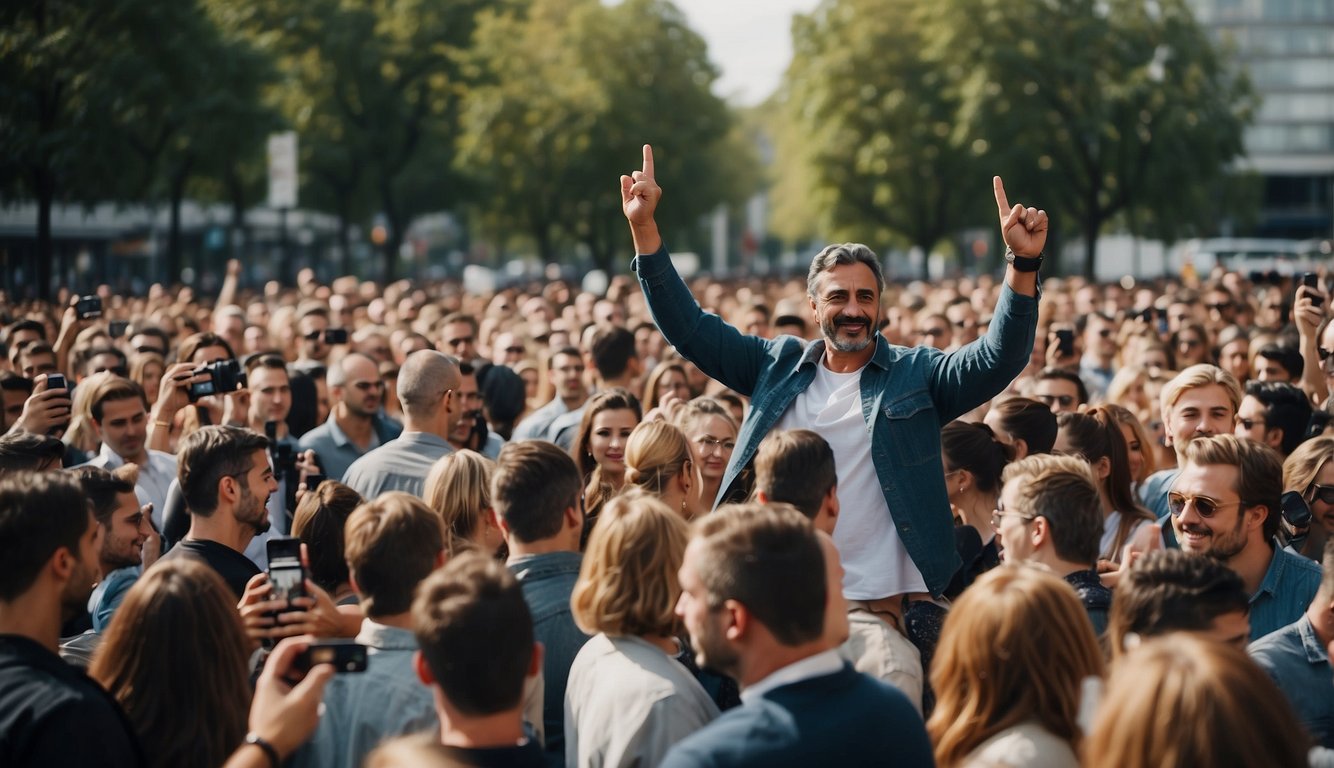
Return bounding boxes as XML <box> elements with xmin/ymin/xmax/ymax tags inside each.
<box><xmin>659</xmin><ymin>663</ymin><xmax>934</xmax><ymax>768</ymax></box>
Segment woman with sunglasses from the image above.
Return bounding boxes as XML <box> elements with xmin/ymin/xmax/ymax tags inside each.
<box><xmin>1281</xmin><ymin>436</ymin><xmax>1334</xmax><ymax>560</ymax></box>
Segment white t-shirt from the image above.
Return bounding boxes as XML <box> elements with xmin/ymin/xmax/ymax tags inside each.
<box><xmin>775</xmin><ymin>362</ymin><xmax>927</xmax><ymax>600</ymax></box>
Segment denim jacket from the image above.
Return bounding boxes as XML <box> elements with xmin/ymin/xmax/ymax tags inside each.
<box><xmin>510</xmin><ymin>551</ymin><xmax>590</xmax><ymax>767</ymax></box>
<box><xmin>634</xmin><ymin>246</ymin><xmax>1038</xmax><ymax>596</ymax></box>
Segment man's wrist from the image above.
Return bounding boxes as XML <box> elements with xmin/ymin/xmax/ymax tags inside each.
<box><xmin>630</xmin><ymin>222</ymin><xmax>662</xmax><ymax>256</ymax></box>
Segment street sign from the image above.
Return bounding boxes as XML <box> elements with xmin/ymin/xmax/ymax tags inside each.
<box><xmin>267</xmin><ymin>132</ymin><xmax>298</xmax><ymax>209</ymax></box>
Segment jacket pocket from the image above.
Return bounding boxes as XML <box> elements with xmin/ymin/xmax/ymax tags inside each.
<box><xmin>880</xmin><ymin>390</ymin><xmax>937</xmax><ymax>467</ymax></box>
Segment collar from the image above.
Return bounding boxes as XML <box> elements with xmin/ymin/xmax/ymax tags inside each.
<box><xmin>793</xmin><ymin>335</ymin><xmax>894</xmax><ymax>375</ymax></box>
<box><xmin>1296</xmin><ymin>614</ymin><xmax>1330</xmax><ymax>666</ymax></box>
<box><xmin>355</xmin><ymin>619</ymin><xmax>419</xmax><ymax>651</ymax></box>
<box><xmin>395</xmin><ymin>431</ymin><xmax>452</xmax><ymax>450</ymax></box>
<box><xmin>324</xmin><ymin>412</ymin><xmax>354</xmax><ymax>448</ymax></box>
<box><xmin>740</xmin><ymin>649</ymin><xmax>844</xmax><ymax>703</ymax></box>
<box><xmin>508</xmin><ymin>551</ymin><xmax>583</xmax><ymax>579</ymax></box>
<box><xmin>97</xmin><ymin>442</ymin><xmax>127</xmax><ymax>468</ymax></box>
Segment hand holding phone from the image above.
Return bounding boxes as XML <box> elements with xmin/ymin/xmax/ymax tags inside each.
<box><xmin>1300</xmin><ymin>272</ymin><xmax>1325</xmax><ymax>308</ymax></box>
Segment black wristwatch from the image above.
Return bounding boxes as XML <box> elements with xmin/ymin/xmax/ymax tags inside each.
<box><xmin>1004</xmin><ymin>246</ymin><xmax>1044</xmax><ymax>273</ymax></box>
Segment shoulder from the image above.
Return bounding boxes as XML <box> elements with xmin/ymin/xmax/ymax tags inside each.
<box><xmin>298</xmin><ymin>424</ymin><xmax>332</xmax><ymax>447</ymax></box>
<box><xmin>1275</xmin><ymin>547</ymin><xmax>1324</xmax><ymax>586</ymax></box>
<box><xmin>1249</xmin><ymin>622</ymin><xmax>1303</xmax><ymax>660</ymax></box>
<box><xmin>964</xmin><ymin>723</ymin><xmax>1079</xmax><ymax>768</ymax></box>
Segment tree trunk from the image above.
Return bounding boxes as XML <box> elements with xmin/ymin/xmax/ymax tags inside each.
<box><xmin>166</xmin><ymin>161</ymin><xmax>192</xmax><ymax>286</ymax></box>
<box><xmin>35</xmin><ymin>169</ymin><xmax>55</xmax><ymax>300</ymax></box>
<box><xmin>227</xmin><ymin>170</ymin><xmax>247</xmax><ymax>263</ymax></box>
<box><xmin>1082</xmin><ymin>211</ymin><xmax>1099</xmax><ymax>281</ymax></box>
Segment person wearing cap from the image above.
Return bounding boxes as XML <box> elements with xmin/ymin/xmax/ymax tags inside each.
<box><xmin>620</xmin><ymin>144</ymin><xmax>1043</xmax><ymax>624</ymax></box>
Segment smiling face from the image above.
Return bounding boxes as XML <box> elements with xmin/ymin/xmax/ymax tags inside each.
<box><xmin>1166</xmin><ymin>384</ymin><xmax>1236</xmax><ymax>457</ymax></box>
<box><xmin>1169</xmin><ymin>462</ymin><xmax>1253</xmax><ymax>560</ymax></box>
<box><xmin>589</xmin><ymin>408</ymin><xmax>638</xmax><ymax>476</ymax></box>
<box><xmin>687</xmin><ymin>415</ymin><xmax>737</xmax><ymax>483</ymax></box>
<box><xmin>810</xmin><ymin>262</ymin><xmax>881</xmax><ymax>354</ymax></box>
<box><xmin>1308</xmin><ymin>459</ymin><xmax>1334</xmax><ymax>534</ymax></box>
<box><xmin>101</xmin><ymin>492</ymin><xmax>152</xmax><ymax>572</ymax></box>
<box><xmin>97</xmin><ymin>396</ymin><xmax>149</xmax><ymax>464</ymax></box>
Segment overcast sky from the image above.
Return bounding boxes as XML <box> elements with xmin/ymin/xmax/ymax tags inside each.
<box><xmin>667</xmin><ymin>0</ymin><xmax>822</xmax><ymax>105</ymax></box>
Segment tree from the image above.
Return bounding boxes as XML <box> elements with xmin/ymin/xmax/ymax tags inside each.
<box><xmin>231</xmin><ymin>0</ymin><xmax>488</xmax><ymax>281</ymax></box>
<box><xmin>780</xmin><ymin>0</ymin><xmax>980</xmax><ymax>278</ymax></box>
<box><xmin>0</xmin><ymin>0</ymin><xmax>179</xmax><ymax>297</ymax></box>
<box><xmin>921</xmin><ymin>0</ymin><xmax>1254</xmax><ymax>277</ymax></box>
<box><xmin>458</xmin><ymin>0</ymin><xmax>751</xmax><ymax>272</ymax></box>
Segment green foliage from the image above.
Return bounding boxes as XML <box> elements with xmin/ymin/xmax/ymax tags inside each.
<box><xmin>919</xmin><ymin>0</ymin><xmax>1254</xmax><ymax>277</ymax></box>
<box><xmin>458</xmin><ymin>0</ymin><xmax>752</xmax><ymax>271</ymax></box>
<box><xmin>779</xmin><ymin>0</ymin><xmax>982</xmax><ymax>277</ymax></box>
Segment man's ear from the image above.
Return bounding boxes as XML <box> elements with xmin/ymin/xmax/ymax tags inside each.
<box><xmin>723</xmin><ymin>599</ymin><xmax>748</xmax><ymax>642</ymax></box>
<box><xmin>564</xmin><ymin>504</ymin><xmax>582</xmax><ymax>531</ymax></box>
<box><xmin>414</xmin><ymin>650</ymin><xmax>435</xmax><ymax>685</ymax></box>
<box><xmin>492</xmin><ymin>508</ymin><xmax>511</xmax><ymax>538</ymax></box>
<box><xmin>1030</xmin><ymin>516</ymin><xmax>1049</xmax><ymax>549</ymax></box>
<box><xmin>1263</xmin><ymin>428</ymin><xmax>1284</xmax><ymax>451</ymax></box>
<box><xmin>218</xmin><ymin>474</ymin><xmax>240</xmax><ymax>506</ymax></box>
<box><xmin>50</xmin><ymin>546</ymin><xmax>76</xmax><ymax>581</ymax></box>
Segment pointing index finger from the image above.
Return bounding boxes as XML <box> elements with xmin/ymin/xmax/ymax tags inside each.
<box><xmin>642</xmin><ymin>144</ymin><xmax>654</xmax><ymax>180</ymax></box>
<box><xmin>993</xmin><ymin>176</ymin><xmax>1010</xmax><ymax>219</ymax></box>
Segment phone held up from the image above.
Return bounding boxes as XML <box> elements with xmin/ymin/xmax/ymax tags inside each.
<box><xmin>1301</xmin><ymin>272</ymin><xmax>1324</xmax><ymax>308</ymax></box>
<box><xmin>293</xmin><ymin>640</ymin><xmax>369</xmax><ymax>676</ymax></box>
<box><xmin>266</xmin><ymin>537</ymin><xmax>306</xmax><ymax>608</ymax></box>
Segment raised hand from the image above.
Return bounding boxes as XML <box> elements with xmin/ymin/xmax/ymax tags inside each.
<box><xmin>620</xmin><ymin>144</ymin><xmax>661</xmax><ymax>227</ymax></box>
<box><xmin>993</xmin><ymin>177</ymin><xmax>1048</xmax><ymax>257</ymax></box>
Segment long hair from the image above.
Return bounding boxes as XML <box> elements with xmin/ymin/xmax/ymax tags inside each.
<box><xmin>1284</xmin><ymin>435</ymin><xmax>1334</xmax><ymax>494</ymax></box>
<box><xmin>89</xmin><ymin>559</ymin><xmax>251</xmax><ymax>768</ymax></box>
<box><xmin>571</xmin><ymin>489</ymin><xmax>688</xmax><ymax>638</ymax></box>
<box><xmin>641</xmin><ymin>359</ymin><xmax>688</xmax><ymax>410</ymax></box>
<box><xmin>928</xmin><ymin>566</ymin><xmax>1104</xmax><ymax>768</ymax></box>
<box><xmin>1057</xmin><ymin>405</ymin><xmax>1154</xmax><ymax>560</ymax></box>
<box><xmin>569</xmin><ymin>388</ymin><xmax>641</xmax><ymax>519</ymax></box>
<box><xmin>1105</xmin><ymin>403</ymin><xmax>1156</xmax><ymax>485</ymax></box>
<box><xmin>291</xmin><ymin>479</ymin><xmax>363</xmax><ymax>594</ymax></box>
<box><xmin>424</xmin><ymin>449</ymin><xmax>496</xmax><ymax>555</ymax></box>
<box><xmin>1085</xmin><ymin>634</ymin><xmax>1309</xmax><ymax>768</ymax></box>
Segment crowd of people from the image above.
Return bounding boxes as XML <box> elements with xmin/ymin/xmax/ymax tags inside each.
<box><xmin>1</xmin><ymin>146</ymin><xmax>1333</xmax><ymax>767</ymax></box>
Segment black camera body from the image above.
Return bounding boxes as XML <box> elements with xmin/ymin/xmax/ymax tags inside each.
<box><xmin>187</xmin><ymin>359</ymin><xmax>247</xmax><ymax>402</ymax></box>
<box><xmin>75</xmin><ymin>295</ymin><xmax>103</xmax><ymax>320</ymax></box>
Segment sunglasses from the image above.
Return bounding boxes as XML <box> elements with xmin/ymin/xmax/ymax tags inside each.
<box><xmin>1206</xmin><ymin>302</ymin><xmax>1232</xmax><ymax>312</ymax></box>
<box><xmin>1309</xmin><ymin>483</ymin><xmax>1334</xmax><ymax>506</ymax></box>
<box><xmin>1167</xmin><ymin>492</ymin><xmax>1245</xmax><ymax>518</ymax></box>
<box><xmin>1236</xmin><ymin>417</ymin><xmax>1263</xmax><ymax>430</ymax></box>
<box><xmin>1319</xmin><ymin>347</ymin><xmax>1332</xmax><ymax>362</ymax></box>
<box><xmin>1036</xmin><ymin>394</ymin><xmax>1075</xmax><ymax>407</ymax></box>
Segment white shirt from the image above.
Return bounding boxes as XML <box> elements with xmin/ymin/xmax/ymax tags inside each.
<box><xmin>740</xmin><ymin>649</ymin><xmax>844</xmax><ymax>704</ymax></box>
<box><xmin>775</xmin><ymin>362</ymin><xmax>927</xmax><ymax>600</ymax></box>
<box><xmin>82</xmin><ymin>444</ymin><xmax>177</xmax><ymax>531</ymax></box>
<box><xmin>1099</xmin><ymin>511</ymin><xmax>1149</xmax><ymax>562</ymax></box>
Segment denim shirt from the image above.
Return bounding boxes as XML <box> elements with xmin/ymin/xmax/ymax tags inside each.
<box><xmin>634</xmin><ymin>246</ymin><xmax>1038</xmax><ymax>596</ymax></box>
<box><xmin>1249</xmin><ymin>545</ymin><xmax>1324</xmax><ymax>641</ymax></box>
<box><xmin>510</xmin><ymin>551</ymin><xmax>590</xmax><ymax>767</ymax></box>
<box><xmin>1250</xmin><ymin>614</ymin><xmax>1333</xmax><ymax>748</ymax></box>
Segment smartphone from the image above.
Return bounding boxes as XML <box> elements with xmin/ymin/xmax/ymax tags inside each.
<box><xmin>303</xmin><ymin>473</ymin><xmax>326</xmax><ymax>490</ymax></box>
<box><xmin>108</xmin><ymin>320</ymin><xmax>129</xmax><ymax>339</ymax></box>
<box><xmin>1301</xmin><ymin>272</ymin><xmax>1324</xmax><ymax>307</ymax></box>
<box><xmin>1055</xmin><ymin>329</ymin><xmax>1075</xmax><ymax>357</ymax></box>
<box><xmin>324</xmin><ymin>328</ymin><xmax>349</xmax><ymax>345</ymax></box>
<box><xmin>266</xmin><ymin>537</ymin><xmax>306</xmax><ymax>606</ymax></box>
<box><xmin>295</xmin><ymin>640</ymin><xmax>368</xmax><ymax>674</ymax></box>
<box><xmin>75</xmin><ymin>295</ymin><xmax>103</xmax><ymax>320</ymax></box>
<box><xmin>46</xmin><ymin>373</ymin><xmax>67</xmax><ymax>391</ymax></box>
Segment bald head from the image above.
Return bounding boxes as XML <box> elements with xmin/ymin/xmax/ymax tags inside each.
<box><xmin>398</xmin><ymin>350</ymin><xmax>460</xmax><ymax>417</ymax></box>
<box><xmin>328</xmin><ymin>353</ymin><xmax>379</xmax><ymax>388</ymax></box>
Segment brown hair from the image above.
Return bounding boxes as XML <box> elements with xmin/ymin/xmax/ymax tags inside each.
<box><xmin>641</xmin><ymin>359</ymin><xmax>689</xmax><ymax>410</ymax></box>
<box><xmin>86</xmin><ymin>375</ymin><xmax>149</xmax><ymax>423</ymax></box>
<box><xmin>571</xmin><ymin>490</ymin><xmax>688</xmax><ymax>637</ymax></box>
<box><xmin>1056</xmin><ymin>405</ymin><xmax>1154</xmax><ymax>560</ymax></box>
<box><xmin>753</xmin><ymin>429</ymin><xmax>836</xmax><ymax>520</ymax></box>
<box><xmin>493</xmin><ymin>440</ymin><xmax>582</xmax><ymax>544</ymax></box>
<box><xmin>1183</xmin><ymin>434</ymin><xmax>1284</xmax><ymax>541</ymax></box>
<box><xmin>344</xmin><ymin>492</ymin><xmax>445</xmax><ymax>617</ymax></box>
<box><xmin>291</xmin><ymin>480</ymin><xmax>364</xmax><ymax>595</ymax></box>
<box><xmin>90</xmin><ymin>559</ymin><xmax>250</xmax><ymax>768</ymax></box>
<box><xmin>928</xmin><ymin>566</ymin><xmax>1104</xmax><ymax>768</ymax></box>
<box><xmin>569</xmin><ymin>388</ymin><xmax>641</xmax><ymax>519</ymax></box>
<box><xmin>413</xmin><ymin>552</ymin><xmax>533</xmax><ymax>716</ymax></box>
<box><xmin>1085</xmin><ymin>634</ymin><xmax>1308</xmax><ymax>768</ymax></box>
<box><xmin>1001</xmin><ymin>455</ymin><xmax>1103</xmax><ymax>566</ymax></box>
<box><xmin>1105</xmin><ymin>549</ymin><xmax>1249</xmax><ymax>660</ymax></box>
<box><xmin>690</xmin><ymin>503</ymin><xmax>825</xmax><ymax>645</ymax></box>
<box><xmin>989</xmin><ymin>396</ymin><xmax>1058</xmax><ymax>455</ymax></box>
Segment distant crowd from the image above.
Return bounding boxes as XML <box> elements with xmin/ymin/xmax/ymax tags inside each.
<box><xmin>0</xmin><ymin>222</ymin><xmax>1332</xmax><ymax>768</ymax></box>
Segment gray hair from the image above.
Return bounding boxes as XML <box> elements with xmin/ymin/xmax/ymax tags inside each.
<box><xmin>398</xmin><ymin>350</ymin><xmax>460</xmax><ymax>416</ymax></box>
<box><xmin>806</xmin><ymin>243</ymin><xmax>885</xmax><ymax>299</ymax></box>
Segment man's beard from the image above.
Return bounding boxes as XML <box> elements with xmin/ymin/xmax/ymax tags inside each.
<box><xmin>821</xmin><ymin>314</ymin><xmax>875</xmax><ymax>354</ymax></box>
<box><xmin>236</xmin><ymin>482</ymin><xmax>271</xmax><ymax>535</ymax></box>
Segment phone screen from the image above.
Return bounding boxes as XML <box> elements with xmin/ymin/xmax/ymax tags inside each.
<box><xmin>266</xmin><ymin>537</ymin><xmax>305</xmax><ymax>604</ymax></box>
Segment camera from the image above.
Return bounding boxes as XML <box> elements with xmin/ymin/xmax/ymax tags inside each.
<box><xmin>75</xmin><ymin>295</ymin><xmax>103</xmax><ymax>320</ymax></box>
<box><xmin>1280</xmin><ymin>490</ymin><xmax>1312</xmax><ymax>530</ymax></box>
<box><xmin>324</xmin><ymin>328</ymin><xmax>349</xmax><ymax>345</ymax></box>
<box><xmin>187</xmin><ymin>359</ymin><xmax>247</xmax><ymax>402</ymax></box>
<box><xmin>108</xmin><ymin>320</ymin><xmax>129</xmax><ymax>339</ymax></box>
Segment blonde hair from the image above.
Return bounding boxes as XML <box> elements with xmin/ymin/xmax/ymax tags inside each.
<box><xmin>928</xmin><ymin>566</ymin><xmax>1105</xmax><ymax>768</ymax></box>
<box><xmin>424</xmin><ymin>450</ymin><xmax>495</xmax><ymax>555</ymax></box>
<box><xmin>1085</xmin><ymin>634</ymin><xmax>1308</xmax><ymax>768</ymax></box>
<box><xmin>1159</xmin><ymin>363</ymin><xmax>1241</xmax><ymax>417</ymax></box>
<box><xmin>1283</xmin><ymin>435</ymin><xmax>1334</xmax><ymax>495</ymax></box>
<box><xmin>570</xmin><ymin>489</ymin><xmax>687</xmax><ymax>638</ymax></box>
<box><xmin>1106</xmin><ymin>403</ymin><xmax>1156</xmax><ymax>485</ymax></box>
<box><xmin>672</xmin><ymin>396</ymin><xmax>738</xmax><ymax>439</ymax></box>
<box><xmin>623</xmin><ymin>421</ymin><xmax>692</xmax><ymax>496</ymax></box>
